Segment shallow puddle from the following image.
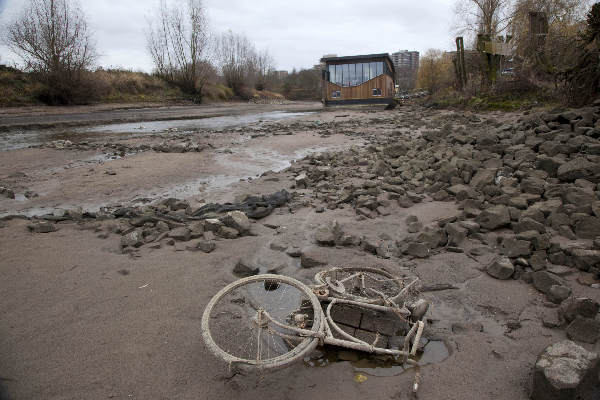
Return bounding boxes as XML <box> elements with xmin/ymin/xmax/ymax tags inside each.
<box><xmin>304</xmin><ymin>339</ymin><xmax>450</xmax><ymax>377</ymax></box>
<box><xmin>0</xmin><ymin>111</ymin><xmax>315</xmax><ymax>151</ymax></box>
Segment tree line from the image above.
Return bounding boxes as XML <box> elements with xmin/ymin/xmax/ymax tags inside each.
<box><xmin>417</xmin><ymin>0</ymin><xmax>599</xmax><ymax>106</ymax></box>
<box><xmin>1</xmin><ymin>0</ymin><xmax>299</xmax><ymax>105</ymax></box>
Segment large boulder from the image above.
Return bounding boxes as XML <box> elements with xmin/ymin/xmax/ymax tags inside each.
<box><xmin>476</xmin><ymin>205</ymin><xmax>511</xmax><ymax>230</ymax></box>
<box><xmin>531</xmin><ymin>340</ymin><xmax>599</xmax><ymax>400</ymax></box>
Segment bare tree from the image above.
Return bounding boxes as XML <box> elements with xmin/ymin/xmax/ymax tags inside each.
<box><xmin>254</xmin><ymin>49</ymin><xmax>275</xmax><ymax>90</ymax></box>
<box><xmin>417</xmin><ymin>49</ymin><xmax>454</xmax><ymax>94</ymax></box>
<box><xmin>5</xmin><ymin>0</ymin><xmax>96</xmax><ymax>102</ymax></box>
<box><xmin>454</xmin><ymin>0</ymin><xmax>514</xmax><ymax>41</ymax></box>
<box><xmin>146</xmin><ymin>0</ymin><xmax>213</xmax><ymax>102</ymax></box>
<box><xmin>215</xmin><ymin>30</ymin><xmax>257</xmax><ymax>96</ymax></box>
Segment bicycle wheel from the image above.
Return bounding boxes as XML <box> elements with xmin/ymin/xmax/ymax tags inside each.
<box><xmin>201</xmin><ymin>274</ymin><xmax>323</xmax><ymax>369</ymax></box>
<box><xmin>314</xmin><ymin>266</ymin><xmax>404</xmax><ymax>304</ymax></box>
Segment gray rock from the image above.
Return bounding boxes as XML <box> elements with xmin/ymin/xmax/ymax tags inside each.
<box><xmin>486</xmin><ymin>257</ymin><xmax>515</xmax><ymax>280</ymax></box>
<box><xmin>513</xmin><ymin>217</ymin><xmax>546</xmax><ymax>234</ymax></box>
<box><xmin>315</xmin><ymin>225</ymin><xmax>336</xmax><ymax>246</ymax></box>
<box><xmin>219</xmin><ymin>226</ymin><xmax>239</xmax><ymax>239</ymax></box>
<box><xmin>186</xmin><ymin>239</ymin><xmax>216</xmax><ymax>253</ymax></box>
<box><xmin>27</xmin><ymin>222</ymin><xmax>58</xmax><ymax>233</ymax></box>
<box><xmin>532</xmin><ymin>271</ymin><xmax>565</xmax><ymax>294</ymax></box>
<box><xmin>168</xmin><ymin>227</ymin><xmax>191</xmax><ymax>242</ymax></box>
<box><xmin>406</xmin><ymin>242</ymin><xmax>430</xmax><ymax>258</ymax></box>
<box><xmin>295</xmin><ymin>173</ymin><xmax>308</xmax><ymax>189</ymax></box>
<box><xmin>470</xmin><ymin>169</ymin><xmax>497</xmax><ymax>189</ymax></box>
<box><xmin>0</xmin><ymin>187</ymin><xmax>15</xmax><ymax>199</ymax></box>
<box><xmin>532</xmin><ymin>340</ymin><xmax>599</xmax><ymax>400</ymax></box>
<box><xmin>561</xmin><ymin>298</ymin><xmax>600</xmax><ymax>322</ymax></box>
<box><xmin>548</xmin><ymin>285</ymin><xmax>572</xmax><ymax>304</ymax></box>
<box><xmin>120</xmin><ymin>229</ymin><xmax>144</xmax><ymax>247</ymax></box>
<box><xmin>574</xmin><ymin>217</ymin><xmax>600</xmax><ymax>240</ymax></box>
<box><xmin>445</xmin><ymin>222</ymin><xmax>467</xmax><ymax>246</ymax></box>
<box><xmin>222</xmin><ymin>211</ymin><xmax>250</xmax><ymax>233</ymax></box>
<box><xmin>476</xmin><ymin>205</ymin><xmax>511</xmax><ymax>230</ymax></box>
<box><xmin>557</xmin><ymin>158</ymin><xmax>600</xmax><ymax>182</ymax></box>
<box><xmin>566</xmin><ymin>317</ymin><xmax>600</xmax><ymax>344</ymax></box>
<box><xmin>530</xmin><ymin>251</ymin><xmax>548</xmax><ymax>271</ymax></box>
<box><xmin>541</xmin><ymin>309</ymin><xmax>565</xmax><ymax>328</ymax></box>
<box><xmin>233</xmin><ymin>260</ymin><xmax>259</xmax><ymax>277</ymax></box>
<box><xmin>570</xmin><ymin>249</ymin><xmax>600</xmax><ymax>271</ymax></box>
<box><xmin>300</xmin><ymin>247</ymin><xmax>328</xmax><ymax>268</ymax></box>
<box><xmin>204</xmin><ymin>218</ymin><xmax>224</xmax><ymax>233</ymax></box>
<box><xmin>501</xmin><ymin>237</ymin><xmax>532</xmax><ymax>257</ymax></box>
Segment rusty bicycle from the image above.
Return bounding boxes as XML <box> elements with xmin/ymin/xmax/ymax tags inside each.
<box><xmin>202</xmin><ymin>266</ymin><xmax>429</xmax><ymax>378</ymax></box>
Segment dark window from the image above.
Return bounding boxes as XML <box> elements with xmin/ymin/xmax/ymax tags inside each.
<box><xmin>328</xmin><ymin>65</ymin><xmax>334</xmax><ymax>82</ymax></box>
<box><xmin>372</xmin><ymin>88</ymin><xmax>382</xmax><ymax>96</ymax></box>
<box><xmin>332</xmin><ymin>90</ymin><xmax>341</xmax><ymax>98</ymax></box>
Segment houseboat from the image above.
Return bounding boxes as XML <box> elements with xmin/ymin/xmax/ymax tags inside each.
<box><xmin>321</xmin><ymin>54</ymin><xmax>396</xmax><ymax>107</ymax></box>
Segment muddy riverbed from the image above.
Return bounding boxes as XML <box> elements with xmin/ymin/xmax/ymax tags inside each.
<box><xmin>0</xmin><ymin>102</ymin><xmax>599</xmax><ymax>400</ymax></box>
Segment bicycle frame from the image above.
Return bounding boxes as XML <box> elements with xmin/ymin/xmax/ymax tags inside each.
<box><xmin>256</xmin><ymin>295</ymin><xmax>424</xmax><ymax>366</ymax></box>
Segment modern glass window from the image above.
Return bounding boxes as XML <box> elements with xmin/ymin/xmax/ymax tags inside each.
<box><xmin>328</xmin><ymin>60</ymin><xmax>389</xmax><ymax>87</ymax></box>
<box><xmin>335</xmin><ymin>65</ymin><xmax>342</xmax><ymax>86</ymax></box>
<box><xmin>332</xmin><ymin>90</ymin><xmax>341</xmax><ymax>98</ymax></box>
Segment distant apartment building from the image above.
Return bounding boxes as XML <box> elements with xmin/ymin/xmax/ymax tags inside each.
<box><xmin>391</xmin><ymin>50</ymin><xmax>419</xmax><ymax>90</ymax></box>
<box><xmin>274</xmin><ymin>70</ymin><xmax>289</xmax><ymax>80</ymax></box>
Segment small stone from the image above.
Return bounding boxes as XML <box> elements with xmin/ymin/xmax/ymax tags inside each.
<box><xmin>486</xmin><ymin>257</ymin><xmax>515</xmax><ymax>280</ymax></box>
<box><xmin>222</xmin><ymin>211</ymin><xmax>250</xmax><ymax>233</ymax></box>
<box><xmin>168</xmin><ymin>227</ymin><xmax>191</xmax><ymax>242</ymax></box>
<box><xmin>501</xmin><ymin>237</ymin><xmax>531</xmax><ymax>257</ymax></box>
<box><xmin>120</xmin><ymin>229</ymin><xmax>144</xmax><ymax>248</ymax></box>
<box><xmin>233</xmin><ymin>260</ymin><xmax>259</xmax><ymax>277</ymax></box>
<box><xmin>300</xmin><ymin>247</ymin><xmax>328</xmax><ymax>268</ymax></box>
<box><xmin>315</xmin><ymin>225</ymin><xmax>336</xmax><ymax>246</ymax></box>
<box><xmin>219</xmin><ymin>226</ymin><xmax>239</xmax><ymax>239</ymax></box>
<box><xmin>27</xmin><ymin>222</ymin><xmax>58</xmax><ymax>233</ymax></box>
<box><xmin>541</xmin><ymin>309</ymin><xmax>565</xmax><ymax>328</ymax></box>
<box><xmin>547</xmin><ymin>285</ymin><xmax>572</xmax><ymax>304</ymax></box>
<box><xmin>532</xmin><ymin>271</ymin><xmax>565</xmax><ymax>294</ymax></box>
<box><xmin>476</xmin><ymin>205</ymin><xmax>511</xmax><ymax>230</ymax></box>
<box><xmin>0</xmin><ymin>187</ymin><xmax>16</xmax><ymax>199</ymax></box>
<box><xmin>566</xmin><ymin>317</ymin><xmax>600</xmax><ymax>344</ymax></box>
<box><xmin>406</xmin><ymin>242</ymin><xmax>429</xmax><ymax>258</ymax></box>
<box><xmin>186</xmin><ymin>239</ymin><xmax>216</xmax><ymax>253</ymax></box>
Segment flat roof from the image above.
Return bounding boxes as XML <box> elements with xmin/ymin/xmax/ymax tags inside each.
<box><xmin>321</xmin><ymin>53</ymin><xmax>391</xmax><ymax>62</ymax></box>
<box><xmin>320</xmin><ymin>53</ymin><xmax>395</xmax><ymax>73</ymax></box>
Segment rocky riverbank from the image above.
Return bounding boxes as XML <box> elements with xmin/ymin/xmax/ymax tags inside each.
<box><xmin>0</xmin><ymin>102</ymin><xmax>599</xmax><ymax>399</ymax></box>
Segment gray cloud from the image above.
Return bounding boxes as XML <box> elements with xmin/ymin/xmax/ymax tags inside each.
<box><xmin>0</xmin><ymin>0</ymin><xmax>456</xmax><ymax>71</ymax></box>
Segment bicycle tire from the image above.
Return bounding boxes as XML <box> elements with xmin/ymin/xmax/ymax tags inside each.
<box><xmin>202</xmin><ymin>274</ymin><xmax>323</xmax><ymax>369</ymax></box>
<box><xmin>314</xmin><ymin>266</ymin><xmax>403</xmax><ymax>304</ymax></box>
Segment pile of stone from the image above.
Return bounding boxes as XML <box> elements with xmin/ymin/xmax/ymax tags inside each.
<box><xmin>17</xmin><ymin>190</ymin><xmax>292</xmax><ymax>255</ymax></box>
<box><xmin>289</xmin><ymin>103</ymin><xmax>600</xmax><ymax>343</ymax></box>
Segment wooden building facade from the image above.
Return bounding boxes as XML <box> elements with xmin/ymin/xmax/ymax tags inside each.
<box><xmin>321</xmin><ymin>54</ymin><xmax>395</xmax><ymax>106</ymax></box>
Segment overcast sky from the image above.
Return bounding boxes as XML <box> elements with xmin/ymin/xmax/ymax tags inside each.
<box><xmin>0</xmin><ymin>0</ymin><xmax>457</xmax><ymax>72</ymax></box>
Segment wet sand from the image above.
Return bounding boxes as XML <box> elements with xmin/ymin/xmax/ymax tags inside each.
<box><xmin>0</xmin><ymin>103</ymin><xmax>598</xmax><ymax>400</ymax></box>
